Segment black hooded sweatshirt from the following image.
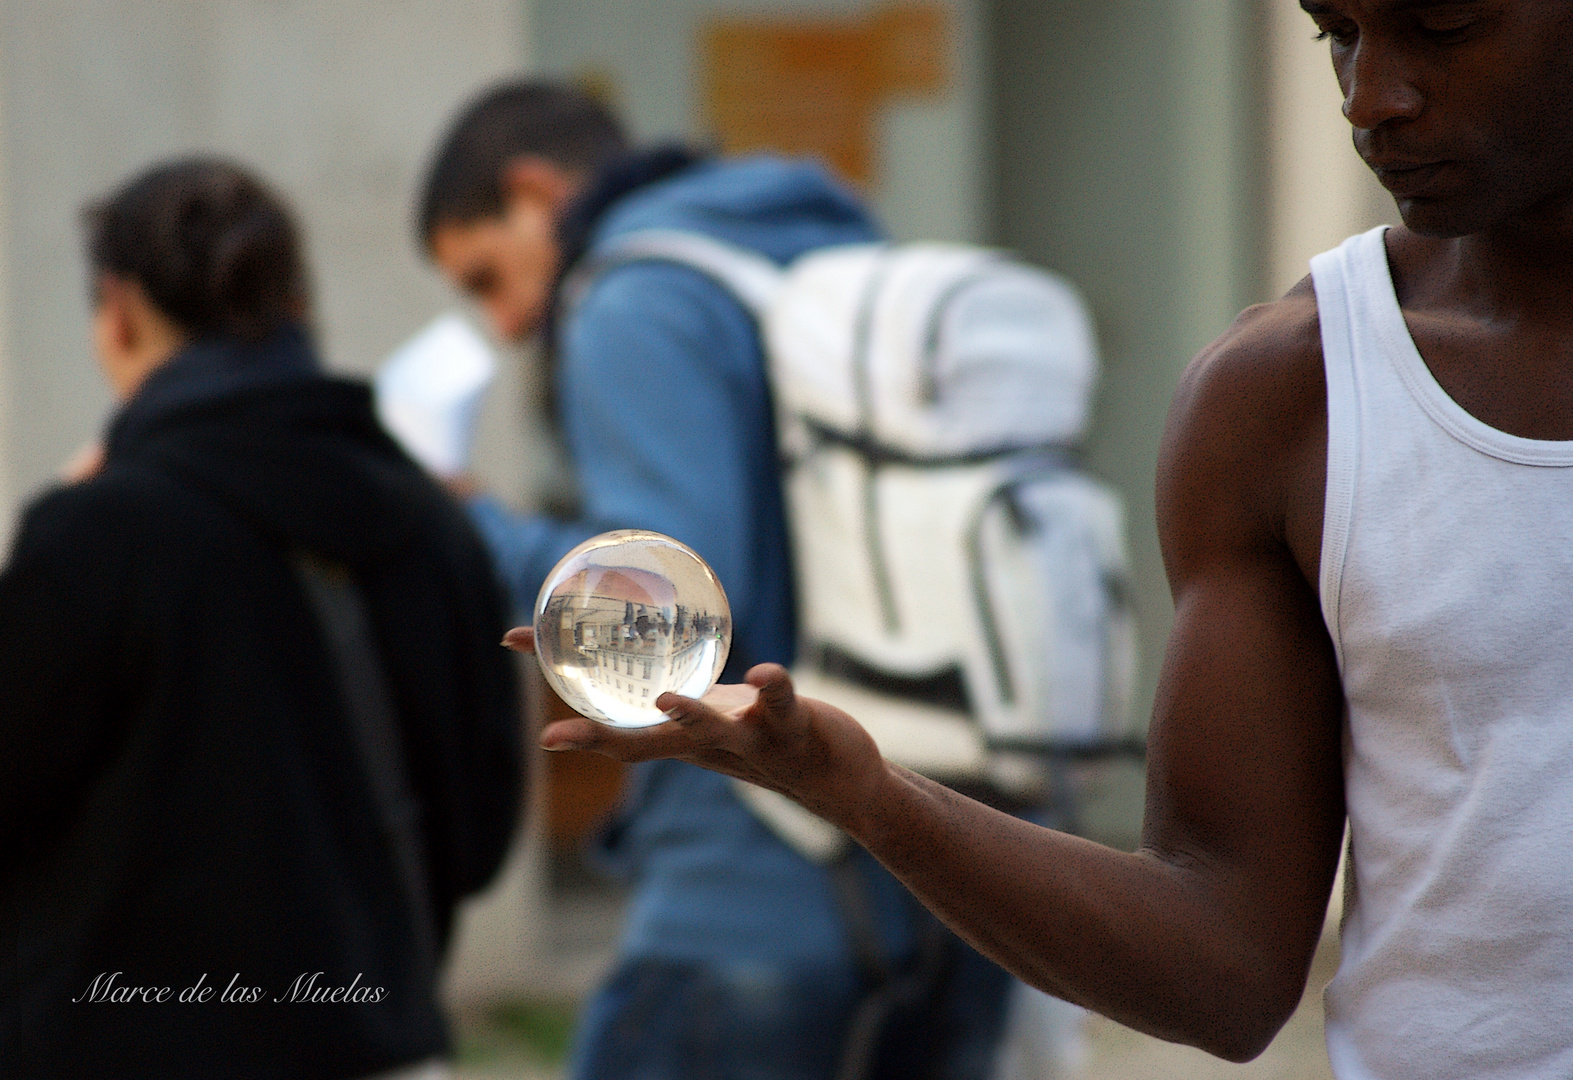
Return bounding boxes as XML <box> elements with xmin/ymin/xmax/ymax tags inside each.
<box><xmin>0</xmin><ymin>327</ymin><xmax>524</xmax><ymax>1079</ymax></box>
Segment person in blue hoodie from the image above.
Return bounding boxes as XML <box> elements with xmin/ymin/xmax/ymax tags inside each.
<box><xmin>416</xmin><ymin>82</ymin><xmax>1014</xmax><ymax>1080</ymax></box>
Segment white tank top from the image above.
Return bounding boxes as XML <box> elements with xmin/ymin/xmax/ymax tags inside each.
<box><xmin>1312</xmin><ymin>227</ymin><xmax>1573</xmax><ymax>1079</ymax></box>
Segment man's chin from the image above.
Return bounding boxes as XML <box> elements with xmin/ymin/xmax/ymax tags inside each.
<box><xmin>1391</xmin><ymin>195</ymin><xmax>1482</xmax><ymax>241</ymax></box>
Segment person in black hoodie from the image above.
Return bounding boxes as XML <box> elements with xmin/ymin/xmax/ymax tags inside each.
<box><xmin>0</xmin><ymin>158</ymin><xmax>524</xmax><ymax>1079</ymax></box>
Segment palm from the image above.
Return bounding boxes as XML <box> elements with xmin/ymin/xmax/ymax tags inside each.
<box><xmin>506</xmin><ymin>627</ymin><xmax>883</xmax><ymax>828</ymax></box>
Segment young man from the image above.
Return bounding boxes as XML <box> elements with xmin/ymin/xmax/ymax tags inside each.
<box><xmin>519</xmin><ymin>4</ymin><xmax>1573</xmax><ymax>1076</ymax></box>
<box><xmin>419</xmin><ymin>82</ymin><xmax>1017</xmax><ymax>1079</ymax></box>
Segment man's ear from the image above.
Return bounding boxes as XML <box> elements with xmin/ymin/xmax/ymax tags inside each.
<box><xmin>95</xmin><ymin>275</ymin><xmax>138</xmax><ymax>354</ymax></box>
<box><xmin>500</xmin><ymin>156</ymin><xmax>583</xmax><ymax>215</ymax></box>
<box><xmin>92</xmin><ymin>273</ymin><xmax>189</xmax><ymax>400</ymax></box>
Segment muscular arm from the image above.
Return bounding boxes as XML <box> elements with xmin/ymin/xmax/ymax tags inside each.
<box><xmin>526</xmin><ymin>287</ymin><xmax>1348</xmax><ymax>1060</ymax></box>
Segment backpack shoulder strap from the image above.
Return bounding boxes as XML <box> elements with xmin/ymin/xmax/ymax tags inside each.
<box><xmin>559</xmin><ymin>227</ymin><xmax>785</xmax><ymax>319</ymax></box>
<box><xmin>293</xmin><ymin>552</ymin><xmax>440</xmax><ymax>977</ymax></box>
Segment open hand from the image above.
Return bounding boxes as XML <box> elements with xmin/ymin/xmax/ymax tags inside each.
<box><xmin>502</xmin><ymin>626</ymin><xmax>887</xmax><ymax>832</ymax></box>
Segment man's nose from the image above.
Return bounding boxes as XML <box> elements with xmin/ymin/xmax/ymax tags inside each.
<box><xmin>1340</xmin><ymin>36</ymin><xmax>1424</xmax><ymax>131</ymax></box>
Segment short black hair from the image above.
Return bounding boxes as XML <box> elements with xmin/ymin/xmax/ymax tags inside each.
<box><xmin>417</xmin><ymin>80</ymin><xmax>628</xmax><ymax>250</ymax></box>
<box><xmin>83</xmin><ymin>157</ymin><xmax>307</xmax><ymax>342</ymax></box>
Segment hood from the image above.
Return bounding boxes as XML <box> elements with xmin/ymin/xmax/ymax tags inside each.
<box><xmin>591</xmin><ymin>153</ymin><xmax>882</xmax><ymax>266</ymax></box>
<box><xmin>105</xmin><ymin>331</ymin><xmax>432</xmax><ymax>566</ymax></box>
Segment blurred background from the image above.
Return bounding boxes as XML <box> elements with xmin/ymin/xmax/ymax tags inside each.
<box><xmin>0</xmin><ymin>1</ymin><xmax>1389</xmax><ymax>1075</ymax></box>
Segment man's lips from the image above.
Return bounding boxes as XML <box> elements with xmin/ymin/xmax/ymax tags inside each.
<box><xmin>1367</xmin><ymin>159</ymin><xmax>1452</xmax><ymax>196</ymax></box>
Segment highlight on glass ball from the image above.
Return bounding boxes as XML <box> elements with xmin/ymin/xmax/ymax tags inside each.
<box><xmin>533</xmin><ymin>530</ymin><xmax>733</xmax><ymax>728</ymax></box>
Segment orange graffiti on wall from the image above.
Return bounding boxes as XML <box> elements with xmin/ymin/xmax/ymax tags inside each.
<box><xmin>701</xmin><ymin>4</ymin><xmax>950</xmax><ymax>189</ymax></box>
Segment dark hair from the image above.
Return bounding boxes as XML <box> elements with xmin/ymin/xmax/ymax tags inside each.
<box><xmin>417</xmin><ymin>80</ymin><xmax>627</xmax><ymax>249</ymax></box>
<box><xmin>83</xmin><ymin>157</ymin><xmax>307</xmax><ymax>342</ymax></box>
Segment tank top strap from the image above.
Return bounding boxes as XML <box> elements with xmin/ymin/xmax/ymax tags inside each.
<box><xmin>1309</xmin><ymin>225</ymin><xmax>1388</xmax><ymax>676</ymax></box>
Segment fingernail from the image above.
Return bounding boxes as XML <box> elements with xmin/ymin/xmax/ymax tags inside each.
<box><xmin>663</xmin><ymin>707</ymin><xmax>683</xmax><ymax>720</ymax></box>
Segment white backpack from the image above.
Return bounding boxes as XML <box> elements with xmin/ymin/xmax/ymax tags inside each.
<box><xmin>565</xmin><ymin>231</ymin><xmax>1139</xmax><ymax>796</ymax></box>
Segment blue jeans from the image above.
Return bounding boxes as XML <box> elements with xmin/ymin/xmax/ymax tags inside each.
<box><xmin>574</xmin><ymin>766</ymin><xmax>1019</xmax><ymax>1080</ymax></box>
<box><xmin>567</xmin><ymin>927</ymin><xmax>1011</xmax><ymax>1080</ymax></box>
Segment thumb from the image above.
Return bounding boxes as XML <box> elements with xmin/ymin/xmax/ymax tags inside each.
<box><xmin>746</xmin><ymin>663</ymin><xmax>796</xmax><ymax>718</ymax></box>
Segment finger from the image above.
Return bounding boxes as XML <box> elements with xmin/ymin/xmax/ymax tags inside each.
<box><xmin>654</xmin><ymin>692</ymin><xmax>715</xmax><ymax>727</ymax></box>
<box><xmin>540</xmin><ymin>716</ymin><xmax>597</xmax><ymax>750</ymax></box>
<box><xmin>651</xmin><ymin>669</ymin><xmax>793</xmax><ymax>735</ymax></box>
<box><xmin>652</xmin><ymin>692</ymin><xmax>758</xmax><ymax>751</ymax></box>
<box><xmin>444</xmin><ymin>473</ymin><xmax>480</xmax><ymax>499</ymax></box>
<box><xmin>696</xmin><ymin>682</ymin><xmax>761</xmax><ymax>716</ymax></box>
<box><xmin>61</xmin><ymin>441</ymin><xmax>105</xmax><ymax>484</ymax></box>
<box><xmin>746</xmin><ymin>663</ymin><xmax>797</xmax><ymax>717</ymax></box>
<box><xmin>541</xmin><ymin>709</ymin><xmax>732</xmax><ymax>762</ymax></box>
<box><xmin>501</xmin><ymin>626</ymin><xmax>535</xmax><ymax>653</ymax></box>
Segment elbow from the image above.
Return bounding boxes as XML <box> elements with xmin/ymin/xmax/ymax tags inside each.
<box><xmin>1039</xmin><ymin>954</ymin><xmax>1305</xmax><ymax>1064</ymax></box>
<box><xmin>1183</xmin><ymin>969</ymin><xmax>1305</xmax><ymax>1063</ymax></box>
<box><xmin>1204</xmin><ymin>1021</ymin><xmax>1289</xmax><ymax>1065</ymax></box>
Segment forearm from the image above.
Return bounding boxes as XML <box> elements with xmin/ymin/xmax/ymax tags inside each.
<box><xmin>846</xmin><ymin>761</ymin><xmax>1312</xmax><ymax>1061</ymax></box>
<box><xmin>536</xmin><ymin>654</ymin><xmax>1333</xmax><ymax>1061</ymax></box>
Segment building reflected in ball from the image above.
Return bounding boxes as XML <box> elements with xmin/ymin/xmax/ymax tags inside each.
<box><xmin>534</xmin><ymin>531</ymin><xmax>732</xmax><ymax>726</ymax></box>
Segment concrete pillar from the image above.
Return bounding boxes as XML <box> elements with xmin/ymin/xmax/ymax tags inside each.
<box><xmin>986</xmin><ymin>0</ymin><xmax>1273</xmax><ymax>845</ymax></box>
<box><xmin>990</xmin><ymin>0</ymin><xmax>1264</xmax><ymax>743</ymax></box>
<box><xmin>0</xmin><ymin>68</ymin><xmax>15</xmax><ymax>537</ymax></box>
<box><xmin>1265</xmin><ymin>0</ymin><xmax>1395</xmax><ymax>296</ymax></box>
<box><xmin>986</xmin><ymin>0</ymin><xmax>1397</xmax><ymax>844</ymax></box>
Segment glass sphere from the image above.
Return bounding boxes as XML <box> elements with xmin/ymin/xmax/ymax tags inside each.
<box><xmin>534</xmin><ymin>530</ymin><xmax>732</xmax><ymax>727</ymax></box>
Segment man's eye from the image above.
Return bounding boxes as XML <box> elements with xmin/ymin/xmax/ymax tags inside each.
<box><xmin>1414</xmin><ymin>4</ymin><xmax>1482</xmax><ymax>39</ymax></box>
<box><xmin>1417</xmin><ymin>17</ymin><xmax>1475</xmax><ymax>40</ymax></box>
<box><xmin>1312</xmin><ymin>21</ymin><xmax>1357</xmax><ymax>47</ymax></box>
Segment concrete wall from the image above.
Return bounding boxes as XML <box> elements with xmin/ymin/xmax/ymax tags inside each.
<box><xmin>0</xmin><ymin>0</ymin><xmax>537</xmax><ymax>550</ymax></box>
<box><xmin>534</xmin><ymin>0</ymin><xmax>988</xmax><ymax>244</ymax></box>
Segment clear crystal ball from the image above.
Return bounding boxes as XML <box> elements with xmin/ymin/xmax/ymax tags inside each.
<box><xmin>533</xmin><ymin>530</ymin><xmax>732</xmax><ymax>727</ymax></box>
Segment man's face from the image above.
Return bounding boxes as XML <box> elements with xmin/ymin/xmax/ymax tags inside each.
<box><xmin>1303</xmin><ymin>0</ymin><xmax>1573</xmax><ymax>237</ymax></box>
<box><xmin>429</xmin><ymin>194</ymin><xmax>560</xmax><ymax>344</ymax></box>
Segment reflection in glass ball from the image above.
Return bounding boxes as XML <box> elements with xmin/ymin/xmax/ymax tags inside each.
<box><xmin>534</xmin><ymin>530</ymin><xmax>732</xmax><ymax>727</ymax></box>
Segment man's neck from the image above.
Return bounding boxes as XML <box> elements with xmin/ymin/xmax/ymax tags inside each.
<box><xmin>1406</xmin><ymin>196</ymin><xmax>1573</xmax><ymax>319</ymax></box>
<box><xmin>1384</xmin><ymin>215</ymin><xmax>1573</xmax><ymax>442</ymax></box>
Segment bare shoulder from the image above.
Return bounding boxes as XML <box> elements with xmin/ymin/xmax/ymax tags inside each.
<box><xmin>1158</xmin><ymin>279</ymin><xmax>1327</xmax><ymax>583</ymax></box>
<box><xmin>1172</xmin><ymin>278</ymin><xmax>1322</xmax><ymax>423</ymax></box>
